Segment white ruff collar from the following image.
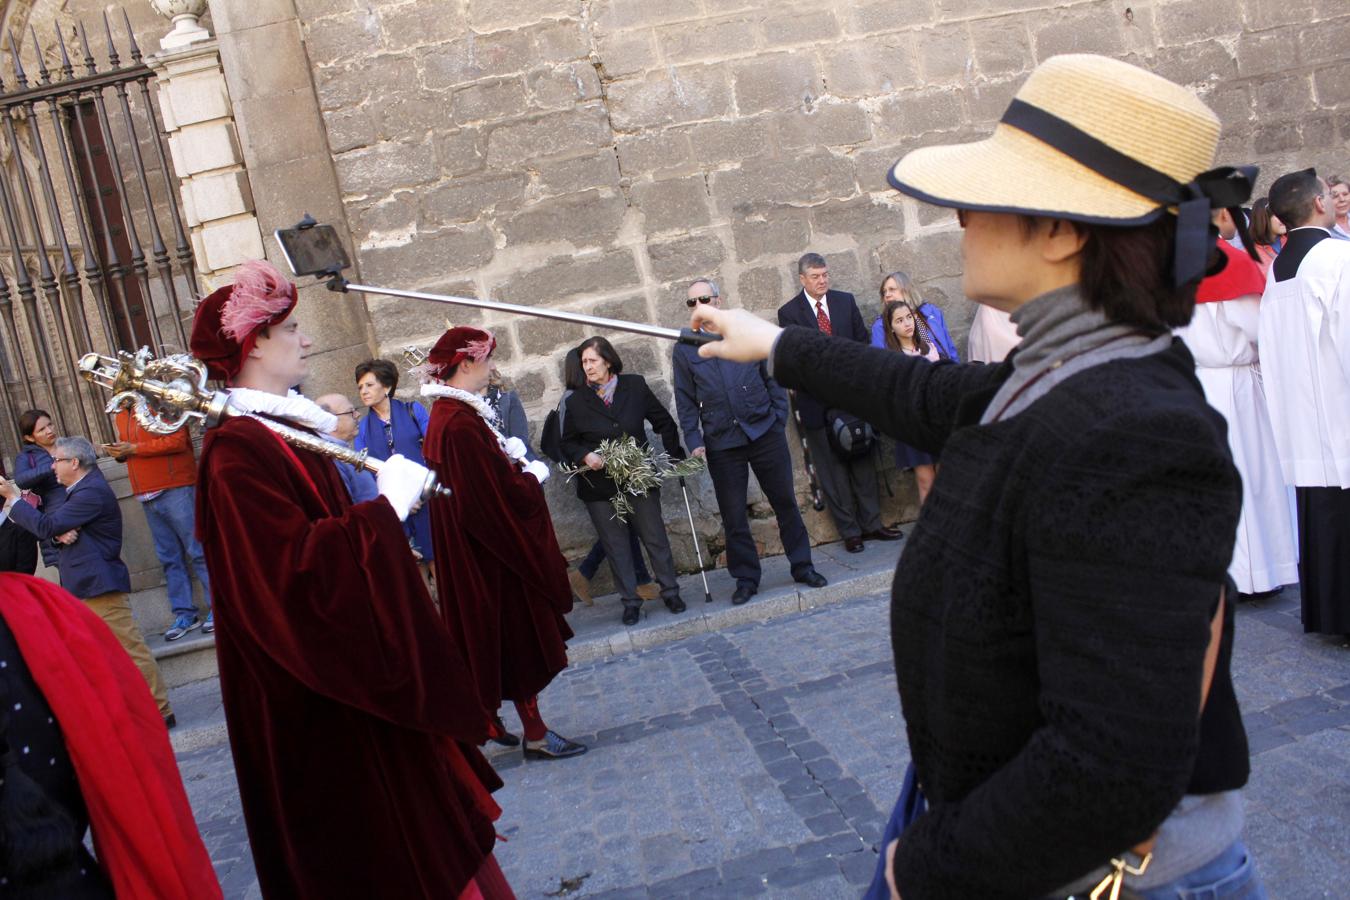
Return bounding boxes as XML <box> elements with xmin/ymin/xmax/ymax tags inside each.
<box><xmin>227</xmin><ymin>388</ymin><xmax>339</xmax><ymax>434</ymax></box>
<box><xmin>421</xmin><ymin>383</ymin><xmax>528</xmax><ymax>465</ymax></box>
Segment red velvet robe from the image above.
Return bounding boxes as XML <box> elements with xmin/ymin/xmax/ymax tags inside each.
<box><xmin>424</xmin><ymin>398</ymin><xmax>573</xmax><ymax>710</ymax></box>
<box><xmin>195</xmin><ymin>414</ymin><xmax>502</xmax><ymax>899</ymax></box>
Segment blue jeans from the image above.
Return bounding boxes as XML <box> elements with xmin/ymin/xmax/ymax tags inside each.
<box><xmin>142</xmin><ymin>486</ymin><xmax>211</xmax><ymax>616</ymax></box>
<box><xmin>1134</xmin><ymin>840</ymin><xmax>1265</xmax><ymax>900</ymax></box>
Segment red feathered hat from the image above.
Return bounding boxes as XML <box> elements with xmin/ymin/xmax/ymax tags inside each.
<box><xmin>417</xmin><ymin>326</ymin><xmax>496</xmax><ymax>381</ymax></box>
<box><xmin>189</xmin><ymin>260</ymin><xmax>298</xmax><ymax>381</ymax></box>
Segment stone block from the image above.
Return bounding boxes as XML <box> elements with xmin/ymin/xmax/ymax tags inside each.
<box><xmin>776</xmin><ymin>102</ymin><xmax>873</xmax><ymax>150</ymax></box>
<box><xmin>501</xmin><ymin>189</ymin><xmax>630</xmax><ymax>248</ymax></box>
<box><xmin>418</xmin><ymin>29</ymin><xmax>533</xmax><ymax>90</ymax></box>
<box><xmin>435</xmin><ymin>128</ymin><xmax>489</xmax><ymax>178</ymax></box>
<box><xmin>1032</xmin><ymin>3</ymin><xmax>1126</xmax><ymax>61</ymax></box>
<box><xmin>656</xmin><ymin>16</ymin><xmax>758</xmax><ymax>63</ymax></box>
<box><xmin>223</xmin><ymin>19</ymin><xmax>319</xmax><ymax>104</ymax></box>
<box><xmin>171</xmin><ymin>120</ymin><xmax>244</xmax><ymax>175</ymax></box>
<box><xmin>591</xmin><ymin>0</ymin><xmax>702</xmax><ymax>31</ymax></box>
<box><xmin>179</xmin><ymin>182</ymin><xmax>199</xmax><ymax>227</ymax></box>
<box><xmin>199</xmin><ymin>216</ymin><xmax>266</xmax><ymax>271</ymax></box>
<box><xmin>761</xmin><ymin>10</ymin><xmax>840</xmax><ymax>47</ymax></box>
<box><xmin>616</xmin><ymin>131</ymin><xmax>695</xmax><ymax>174</ymax></box>
<box><xmin>239</xmin><ymin>154</ymin><xmax>349</xmax><ymax>237</ymax></box>
<box><xmin>526</xmin><ymin>63</ymin><xmax>603</xmax><ymax>109</ymax></box>
<box><xmin>452</xmin><ymin>77</ymin><xmax>530</xmax><ymax>125</ymax></box>
<box><xmin>350</xmin><ymin>190</ymin><xmax>418</xmax><ymax>238</ymax></box>
<box><xmin>1253</xmin><ymin>121</ymin><xmax>1301</xmax><ymax>155</ymax></box>
<box><xmin>594</xmin><ymin>29</ymin><xmax>659</xmax><ymax>79</ymax></box>
<box><xmin>1235</xmin><ymin>27</ymin><xmax>1300</xmax><ymax>79</ymax></box>
<box><xmin>495</xmin><ymin>250</ymin><xmax>642</xmax><ymax>305</ymax></box>
<box><xmin>1242</xmin><ymin>0</ymin><xmax>1320</xmax><ymax>31</ymax></box>
<box><xmin>874</xmin><ymin>89</ymin><xmax>966</xmax><ymax>140</ymax></box>
<box><xmin>711</xmin><ymin>151</ymin><xmax>857</xmax><ymax>214</ymax></box>
<box><xmin>379</xmin><ymin>0</ymin><xmax>470</xmax><ymax>46</ymax></box>
<box><xmin>733</xmin><ymin>53</ymin><xmax>823</xmax><ymax>114</ymax></box>
<box><xmin>529</xmin><ymin>18</ymin><xmax>591</xmax><ymax>63</ymax></box>
<box><xmin>485</xmin><ymin>104</ymin><xmax>612</xmax><ymax>167</ymax></box>
<box><xmin>1155</xmin><ymin>0</ymin><xmax>1240</xmax><ymax>45</ymax></box>
<box><xmin>161</xmin><ymin>70</ymin><xmax>231</xmax><ymax>129</ymax></box>
<box><xmin>323</xmin><ymin>107</ymin><xmax>379</xmax><ymax>154</ymax></box>
<box><xmin>1147</xmin><ymin>40</ymin><xmax>1237</xmax><ymax>88</ymax></box>
<box><xmin>590</xmin><ymin>293</ymin><xmax>656</xmax><ymax>331</ymax></box>
<box><xmin>851</xmin><ymin>143</ymin><xmax>909</xmax><ymax>193</ymax></box>
<box><xmin>819</xmin><ymin>251</ymin><xmax>866</xmax><ymax>297</ymax></box>
<box><xmin>969</xmin><ymin>15</ymin><xmax>1033</xmax><ymax>78</ymax></box>
<box><xmin>607</xmin><ymin>64</ymin><xmax>735</xmax><ymax>131</ymax></box>
<box><xmin>303</xmin><ymin>9</ymin><xmax>383</xmax><ymax>69</ymax></box>
<box><xmin>296</xmin><ymin>0</ymin><xmax>358</xmax><ymax>17</ymax></box>
<box><xmin>731</xmin><ymin>211</ymin><xmax>811</xmax><ymax>261</ymax></box>
<box><xmin>536</xmin><ymin>151</ymin><xmax>623</xmax><ymax>195</ymax></box>
<box><xmin>516</xmin><ymin>316</ymin><xmax>589</xmax><ymax>356</ymax></box>
<box><xmin>420</xmin><ymin>173</ymin><xmax>528</xmax><ymax>226</ymax></box>
<box><xmin>916</xmin><ymin>24</ymin><xmax>970</xmax><ymax>82</ymax></box>
<box><xmin>682</xmin><ymin>118</ymin><xmax>775</xmax><ymax>166</ymax></box>
<box><xmin>847</xmin><ymin>0</ymin><xmax>937</xmax><ymax>34</ymax></box>
<box><xmin>631</xmin><ymin>176</ymin><xmax>711</xmax><ymax>233</ymax></box>
<box><xmin>335</xmin><ymin>140</ymin><xmax>439</xmax><ymax>196</ymax></box>
<box><xmin>1300</xmin><ymin>17</ymin><xmax>1350</xmax><ymax>68</ymax></box>
<box><xmin>875</xmin><ymin>230</ymin><xmax>963</xmax><ymax>279</ymax></box>
<box><xmin>366</xmin><ymin>281</ymin><xmax>481</xmax><ymax>345</ymax></box>
<box><xmin>647</xmin><ymin>232</ymin><xmax>727</xmax><ymax>283</ymax></box>
<box><xmin>737</xmin><ymin>266</ymin><xmax>784</xmax><ymax>313</ymax></box>
<box><xmin>965</xmin><ymin>77</ymin><xmax>1019</xmax><ymax>125</ymax></box>
<box><xmin>188</xmin><ymin>170</ymin><xmax>254</xmax><ymax>222</ymax></box>
<box><xmin>1254</xmin><ymin>74</ymin><xmax>1315</xmax><ymax>117</ymax></box>
<box><xmin>357</xmin><ymin>224</ymin><xmax>495</xmax><ymax>284</ymax></box>
<box><xmin>315</xmin><ymin>54</ymin><xmax>407</xmax><ymax>112</ymax></box>
<box><xmin>811</xmin><ymin>197</ymin><xmax>901</xmax><ymax>240</ymax></box>
<box><xmin>1314</xmin><ymin>62</ymin><xmax>1350</xmax><ymax>108</ymax></box>
<box><xmin>234</xmin><ymin>92</ymin><xmax>331</xmax><ymax>169</ymax></box>
<box><xmin>821</xmin><ymin>37</ymin><xmax>918</xmax><ymax>98</ymax></box>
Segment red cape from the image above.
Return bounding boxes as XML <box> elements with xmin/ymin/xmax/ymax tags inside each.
<box><xmin>425</xmin><ymin>398</ymin><xmax>573</xmax><ymax>710</ymax></box>
<box><xmin>1197</xmin><ymin>240</ymin><xmax>1266</xmax><ymax>303</ymax></box>
<box><xmin>0</xmin><ymin>574</ymin><xmax>220</xmax><ymax>899</ymax></box>
<box><xmin>196</xmin><ymin>415</ymin><xmax>502</xmax><ymax>899</ymax></box>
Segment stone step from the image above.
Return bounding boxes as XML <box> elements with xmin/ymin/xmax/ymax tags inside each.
<box><xmin>151</xmin><ymin>628</ymin><xmax>218</xmax><ymax>688</ymax></box>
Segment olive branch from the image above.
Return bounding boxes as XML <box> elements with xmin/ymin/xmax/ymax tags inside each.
<box><xmin>559</xmin><ymin>434</ymin><xmax>705</xmax><ymax>521</ymax></box>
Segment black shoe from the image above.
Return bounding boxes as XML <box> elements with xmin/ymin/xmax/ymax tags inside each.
<box><xmin>622</xmin><ymin>606</ymin><xmax>640</xmax><ymax>626</ymax></box>
<box><xmin>731</xmin><ymin>584</ymin><xmax>757</xmax><ymax>605</ymax></box>
<box><xmin>794</xmin><ymin>568</ymin><xmax>828</xmax><ymax>588</ymax></box>
<box><xmin>163</xmin><ymin>714</ymin><xmax>177</xmax><ymax>729</ymax></box>
<box><xmin>664</xmin><ymin>595</ymin><xmax>687</xmax><ymax>614</ymax></box>
<box><xmin>523</xmin><ymin>730</ymin><xmax>588</xmax><ymax>760</ymax></box>
<box><xmin>865</xmin><ymin>526</ymin><xmax>903</xmax><ymax>541</ymax></box>
<box><xmin>844</xmin><ymin>536</ymin><xmax>864</xmax><ymax>553</ymax></box>
<box><xmin>488</xmin><ymin>716</ymin><xmax>520</xmax><ymax>747</ymax></box>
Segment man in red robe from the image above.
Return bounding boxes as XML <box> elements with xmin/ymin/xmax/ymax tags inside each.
<box><xmin>188</xmin><ymin>262</ymin><xmax>514</xmax><ymax>899</ymax></box>
<box><xmin>420</xmin><ymin>326</ymin><xmax>586</xmax><ymax>759</ymax></box>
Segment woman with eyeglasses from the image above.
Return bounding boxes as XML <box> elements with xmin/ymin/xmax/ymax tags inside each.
<box><xmin>354</xmin><ymin>359</ymin><xmax>434</xmax><ymax>572</ymax></box>
<box><xmin>690</xmin><ymin>54</ymin><xmax>1261</xmax><ymax>900</ymax></box>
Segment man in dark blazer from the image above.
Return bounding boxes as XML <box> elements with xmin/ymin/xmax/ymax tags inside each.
<box><xmin>675</xmin><ymin>278</ymin><xmax>828</xmax><ymax>604</ymax></box>
<box><xmin>1</xmin><ymin>436</ymin><xmax>173</xmax><ymax>723</ymax></box>
<box><xmin>777</xmin><ymin>253</ymin><xmax>901</xmax><ymax>552</ymax></box>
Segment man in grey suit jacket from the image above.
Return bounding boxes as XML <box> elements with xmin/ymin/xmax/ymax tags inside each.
<box><xmin>777</xmin><ymin>253</ymin><xmax>901</xmax><ymax>553</ymax></box>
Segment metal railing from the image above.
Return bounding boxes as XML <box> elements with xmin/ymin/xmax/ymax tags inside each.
<box><xmin>0</xmin><ymin>9</ymin><xmax>195</xmax><ymax>463</ymax></box>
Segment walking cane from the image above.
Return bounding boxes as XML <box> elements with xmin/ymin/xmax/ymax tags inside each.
<box><xmin>678</xmin><ymin>476</ymin><xmax>714</xmax><ymax>603</ymax></box>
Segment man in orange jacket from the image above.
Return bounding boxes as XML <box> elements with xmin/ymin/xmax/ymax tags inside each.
<box><xmin>107</xmin><ymin>408</ymin><xmax>213</xmax><ymax>640</ymax></box>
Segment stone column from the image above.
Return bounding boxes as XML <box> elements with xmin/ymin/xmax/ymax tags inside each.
<box><xmin>145</xmin><ymin>8</ymin><xmax>266</xmax><ymax>292</ymax></box>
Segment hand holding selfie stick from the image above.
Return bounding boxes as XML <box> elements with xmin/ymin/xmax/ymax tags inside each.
<box><xmin>275</xmin><ymin>216</ymin><xmax>723</xmax><ymax>348</ymax></box>
<box><xmin>78</xmin><ymin>349</ymin><xmax>450</xmax><ymax>501</ymax></box>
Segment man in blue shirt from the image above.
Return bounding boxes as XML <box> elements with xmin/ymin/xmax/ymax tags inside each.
<box><xmin>674</xmin><ymin>279</ymin><xmax>827</xmax><ymax>605</ymax></box>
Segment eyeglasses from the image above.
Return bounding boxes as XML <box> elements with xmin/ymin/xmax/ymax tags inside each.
<box><xmin>52</xmin><ymin>456</ymin><xmax>74</xmax><ymax>464</ymax></box>
<box><xmin>686</xmin><ymin>295</ymin><xmax>716</xmax><ymax>308</ymax></box>
<box><xmin>335</xmin><ymin>410</ymin><xmax>358</xmax><ymax>418</ymax></box>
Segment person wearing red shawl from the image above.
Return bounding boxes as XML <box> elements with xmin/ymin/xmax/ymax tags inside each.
<box><xmin>419</xmin><ymin>326</ymin><xmax>586</xmax><ymax>760</ymax></box>
<box><xmin>0</xmin><ymin>573</ymin><xmax>218</xmax><ymax>898</ymax></box>
<box><xmin>187</xmin><ymin>261</ymin><xmax>514</xmax><ymax>899</ymax></box>
<box><xmin>1176</xmin><ymin>215</ymin><xmax>1299</xmax><ymax>597</ymax></box>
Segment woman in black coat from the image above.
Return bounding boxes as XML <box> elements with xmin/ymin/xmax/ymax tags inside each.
<box><xmin>690</xmin><ymin>55</ymin><xmax>1262</xmax><ymax>900</ymax></box>
<box><xmin>559</xmin><ymin>337</ymin><xmax>687</xmax><ymax>626</ymax></box>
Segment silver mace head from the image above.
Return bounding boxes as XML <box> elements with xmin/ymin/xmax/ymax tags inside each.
<box><xmin>78</xmin><ymin>348</ymin><xmax>230</xmax><ymax>433</ymax></box>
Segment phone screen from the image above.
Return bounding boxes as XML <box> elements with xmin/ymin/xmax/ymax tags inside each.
<box><xmin>274</xmin><ymin>223</ymin><xmax>351</xmax><ymax>277</ymax></box>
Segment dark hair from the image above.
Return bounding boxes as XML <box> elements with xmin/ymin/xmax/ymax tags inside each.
<box><xmin>797</xmin><ymin>252</ymin><xmax>827</xmax><ymax>274</ymax></box>
<box><xmin>1249</xmin><ymin>198</ymin><xmax>1280</xmax><ymax>246</ymax></box>
<box><xmin>562</xmin><ymin>348</ymin><xmax>587</xmax><ymax>391</ymax></box>
<box><xmin>1013</xmin><ymin>214</ymin><xmax>1200</xmax><ymax>330</ymax></box>
<box><xmin>1329</xmin><ymin>175</ymin><xmax>1347</xmax><ymax>189</ymax></box>
<box><xmin>577</xmin><ymin>336</ymin><xmax>623</xmax><ymax>376</ymax></box>
<box><xmin>1268</xmin><ymin>168</ymin><xmax>1323</xmax><ymax>229</ymax></box>
<box><xmin>17</xmin><ymin>410</ymin><xmax>49</xmax><ymax>443</ymax></box>
<box><xmin>354</xmin><ymin>358</ymin><xmax>399</xmax><ymax>391</ymax></box>
<box><xmin>881</xmin><ymin>300</ymin><xmax>931</xmax><ymax>356</ymax></box>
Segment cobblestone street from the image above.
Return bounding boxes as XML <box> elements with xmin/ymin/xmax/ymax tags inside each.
<box><xmin>177</xmin><ymin>586</ymin><xmax>1350</xmax><ymax>899</ymax></box>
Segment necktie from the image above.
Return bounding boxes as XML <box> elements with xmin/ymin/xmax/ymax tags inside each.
<box><xmin>815</xmin><ymin>300</ymin><xmax>832</xmax><ymax>335</ymax></box>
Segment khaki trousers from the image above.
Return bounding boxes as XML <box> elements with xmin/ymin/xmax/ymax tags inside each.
<box><xmin>86</xmin><ymin>591</ymin><xmax>172</xmax><ymax>717</ymax></box>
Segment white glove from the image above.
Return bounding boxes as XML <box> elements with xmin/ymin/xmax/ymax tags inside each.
<box><xmin>501</xmin><ymin>436</ymin><xmax>527</xmax><ymax>461</ymax></box>
<box><xmin>523</xmin><ymin>459</ymin><xmax>551</xmax><ymax>484</ymax></box>
<box><xmin>376</xmin><ymin>454</ymin><xmax>431</xmax><ymax>521</ymax></box>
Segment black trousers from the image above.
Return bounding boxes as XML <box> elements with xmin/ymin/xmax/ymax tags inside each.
<box><xmin>706</xmin><ymin>428</ymin><xmax>813</xmax><ymax>587</ymax></box>
<box><xmin>1296</xmin><ymin>485</ymin><xmax>1350</xmax><ymax>635</ymax></box>
<box><xmin>802</xmin><ymin>425</ymin><xmax>883</xmax><ymax>540</ymax></box>
<box><xmin>585</xmin><ymin>491</ymin><xmax>681</xmax><ymax>610</ymax></box>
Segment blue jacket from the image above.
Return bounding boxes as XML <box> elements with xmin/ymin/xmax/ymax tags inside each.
<box><xmin>354</xmin><ymin>398</ymin><xmax>433</xmax><ymax>561</ymax></box>
<box><xmin>487</xmin><ymin>387</ymin><xmax>538</xmax><ymax>462</ymax></box>
<box><xmin>13</xmin><ymin>444</ymin><xmax>67</xmax><ymax>568</ymax></box>
<box><xmin>672</xmin><ymin>342</ymin><xmax>788</xmax><ymax>452</ymax></box>
<box><xmin>870</xmin><ymin>302</ymin><xmax>961</xmax><ymax>362</ymax></box>
<box><xmin>7</xmin><ymin>466</ymin><xmax>131</xmax><ymax>599</ymax></box>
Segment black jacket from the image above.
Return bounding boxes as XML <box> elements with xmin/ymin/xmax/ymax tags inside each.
<box><xmin>560</xmin><ymin>374</ymin><xmax>685</xmax><ymax>503</ymax></box>
<box><xmin>776</xmin><ymin>289</ymin><xmax>868</xmax><ymax>428</ymax></box>
<box><xmin>773</xmin><ymin>326</ymin><xmax>1247</xmax><ymax>899</ymax></box>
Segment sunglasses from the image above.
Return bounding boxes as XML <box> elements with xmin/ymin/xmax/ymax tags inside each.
<box><xmin>686</xmin><ymin>295</ymin><xmax>716</xmax><ymax>308</ymax></box>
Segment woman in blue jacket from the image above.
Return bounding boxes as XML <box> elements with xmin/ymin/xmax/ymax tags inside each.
<box><xmin>12</xmin><ymin>409</ymin><xmax>64</xmax><ymax>569</ymax></box>
<box><xmin>869</xmin><ymin>271</ymin><xmax>960</xmax><ymax>362</ymax></box>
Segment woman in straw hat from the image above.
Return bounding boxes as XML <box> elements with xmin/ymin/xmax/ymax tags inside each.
<box><xmin>691</xmin><ymin>55</ymin><xmax>1263</xmax><ymax>899</ymax></box>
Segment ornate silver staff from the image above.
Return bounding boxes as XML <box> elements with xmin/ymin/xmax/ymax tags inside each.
<box><xmin>274</xmin><ymin>217</ymin><xmax>723</xmax><ymax>347</ymax></box>
<box><xmin>78</xmin><ymin>349</ymin><xmax>449</xmax><ymax>501</ymax></box>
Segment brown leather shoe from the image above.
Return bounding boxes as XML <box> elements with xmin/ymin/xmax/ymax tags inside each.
<box><xmin>844</xmin><ymin>536</ymin><xmax>864</xmax><ymax>553</ymax></box>
<box><xmin>865</xmin><ymin>526</ymin><xmax>903</xmax><ymax>541</ymax></box>
<box><xmin>567</xmin><ymin>569</ymin><xmax>594</xmax><ymax>606</ymax></box>
<box><xmin>635</xmin><ymin>581</ymin><xmax>660</xmax><ymax>602</ymax></box>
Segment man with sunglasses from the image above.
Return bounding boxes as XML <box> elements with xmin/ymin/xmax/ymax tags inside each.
<box><xmin>673</xmin><ymin>279</ymin><xmax>827</xmax><ymax>605</ymax></box>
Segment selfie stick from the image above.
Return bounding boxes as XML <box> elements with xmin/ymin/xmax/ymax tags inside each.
<box><xmin>275</xmin><ymin>218</ymin><xmax>720</xmax><ymax>348</ymax></box>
